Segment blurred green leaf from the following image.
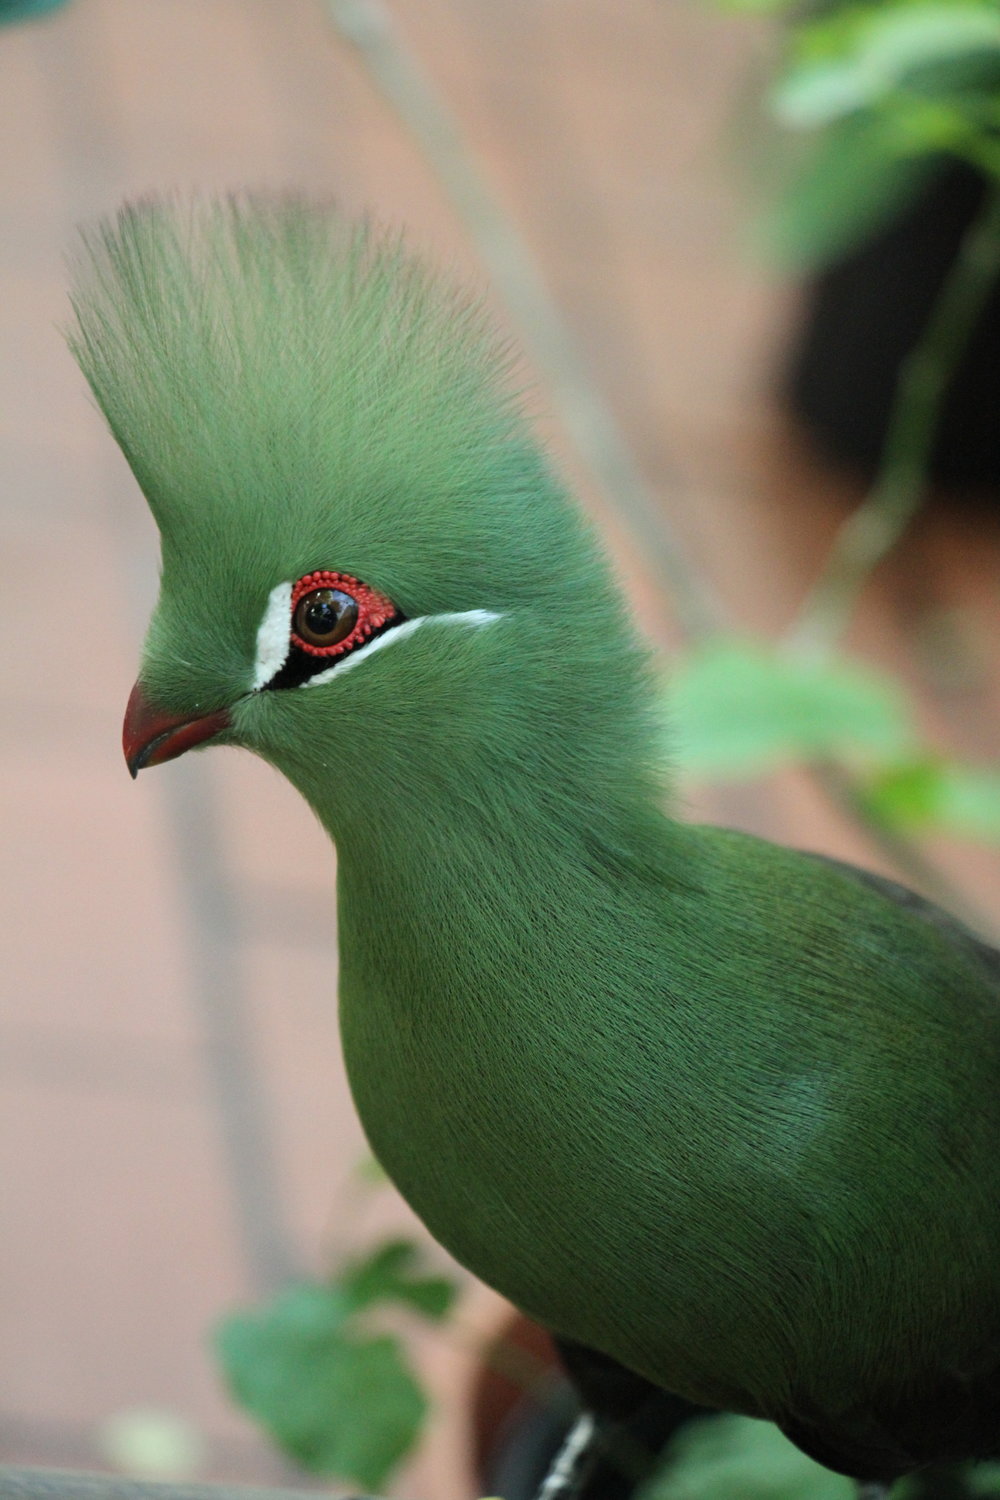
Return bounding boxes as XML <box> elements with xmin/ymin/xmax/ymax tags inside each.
<box><xmin>340</xmin><ymin>1237</ymin><xmax>458</xmax><ymax>1320</ymax></box>
<box><xmin>726</xmin><ymin>0</ymin><xmax>1000</xmax><ymax>266</ymax></box>
<box><xmin>0</xmin><ymin>0</ymin><xmax>70</xmax><ymax>20</ymax></box>
<box><xmin>667</xmin><ymin>640</ymin><xmax>913</xmax><ymax>778</ymax></box>
<box><xmin>639</xmin><ymin>1414</ymin><xmax>852</xmax><ymax>1499</ymax></box>
<box><xmin>759</xmin><ymin>110</ymin><xmax>937</xmax><ymax>266</ymax></box>
<box><xmin>865</xmin><ymin>757</ymin><xmax>1000</xmax><ymax>841</ymax></box>
<box><xmin>774</xmin><ymin>2</ymin><xmax>1000</xmax><ymax>126</ymax></box>
<box><xmin>215</xmin><ymin>1281</ymin><xmax>425</xmax><ymax>1489</ymax></box>
<box><xmin>638</xmin><ymin>1412</ymin><xmax>998</xmax><ymax>1498</ymax></box>
<box><xmin>353</xmin><ymin>1151</ymin><xmax>390</xmax><ymax>1186</ymax></box>
<box><xmin>773</xmin><ymin>56</ymin><xmax>874</xmax><ymax>125</ymax></box>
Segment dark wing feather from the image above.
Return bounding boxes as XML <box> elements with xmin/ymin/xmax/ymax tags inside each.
<box><xmin>806</xmin><ymin>852</ymin><xmax>1000</xmax><ymax>985</ymax></box>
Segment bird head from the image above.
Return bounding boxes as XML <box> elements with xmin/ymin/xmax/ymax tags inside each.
<box><xmin>69</xmin><ymin>196</ymin><xmax>660</xmax><ymax>833</ymax></box>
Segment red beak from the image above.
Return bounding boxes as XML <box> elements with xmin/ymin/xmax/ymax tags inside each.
<box><xmin>123</xmin><ymin>681</ymin><xmax>232</xmax><ymax>778</ymax></box>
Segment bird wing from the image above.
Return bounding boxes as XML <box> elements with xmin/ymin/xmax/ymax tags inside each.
<box><xmin>804</xmin><ymin>851</ymin><xmax>1000</xmax><ymax>987</ymax></box>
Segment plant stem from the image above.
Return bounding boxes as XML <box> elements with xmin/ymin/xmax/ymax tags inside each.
<box><xmin>787</xmin><ymin>177</ymin><xmax>1000</xmax><ymax>660</ymax></box>
<box><xmin>321</xmin><ymin>0</ymin><xmax>726</xmax><ymax>642</ymax></box>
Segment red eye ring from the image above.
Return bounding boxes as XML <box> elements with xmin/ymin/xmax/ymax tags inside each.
<box><xmin>290</xmin><ymin>570</ymin><xmax>398</xmax><ymax>658</ymax></box>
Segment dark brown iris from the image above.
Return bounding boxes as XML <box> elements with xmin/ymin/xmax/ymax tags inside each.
<box><xmin>293</xmin><ymin>587</ymin><xmax>359</xmax><ymax>648</ymax></box>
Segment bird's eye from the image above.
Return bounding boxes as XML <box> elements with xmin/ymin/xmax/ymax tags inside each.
<box><xmin>286</xmin><ymin>568</ymin><xmax>400</xmax><ymax>664</ymax></box>
<box><xmin>294</xmin><ymin>588</ymin><xmax>358</xmax><ymax>649</ymax></box>
<box><xmin>257</xmin><ymin>569</ymin><xmax>402</xmax><ymax>691</ymax></box>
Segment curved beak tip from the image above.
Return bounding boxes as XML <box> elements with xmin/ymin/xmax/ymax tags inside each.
<box><xmin>123</xmin><ymin>681</ymin><xmax>232</xmax><ymax>776</ymax></box>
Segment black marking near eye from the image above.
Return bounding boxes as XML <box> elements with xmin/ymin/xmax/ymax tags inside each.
<box><xmin>257</xmin><ymin>569</ymin><xmax>404</xmax><ymax>691</ymax></box>
<box><xmin>265</xmin><ymin>612</ymin><xmax>404</xmax><ymax>691</ymax></box>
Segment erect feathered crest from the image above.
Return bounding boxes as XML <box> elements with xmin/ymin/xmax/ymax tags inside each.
<box><xmin>66</xmin><ymin>194</ymin><xmax>523</xmax><ymax>546</ymax></box>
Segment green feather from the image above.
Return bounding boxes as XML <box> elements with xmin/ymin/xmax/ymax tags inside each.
<box><xmin>69</xmin><ymin>194</ymin><xmax>1000</xmax><ymax>1485</ymax></box>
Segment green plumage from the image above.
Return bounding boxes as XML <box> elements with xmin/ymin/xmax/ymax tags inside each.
<box><xmin>69</xmin><ymin>196</ymin><xmax>1000</xmax><ymax>1487</ymax></box>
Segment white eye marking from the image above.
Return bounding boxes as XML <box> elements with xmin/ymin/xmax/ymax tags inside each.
<box><xmin>302</xmin><ymin>609</ymin><xmax>503</xmax><ymax>689</ymax></box>
<box><xmin>253</xmin><ymin>580</ymin><xmax>293</xmax><ymax>689</ymax></box>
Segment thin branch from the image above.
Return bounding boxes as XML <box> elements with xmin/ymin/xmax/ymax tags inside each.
<box><xmin>787</xmin><ymin>176</ymin><xmax>1000</xmax><ymax>660</ymax></box>
<box><xmin>321</xmin><ymin>0</ymin><xmax>726</xmax><ymax>642</ymax></box>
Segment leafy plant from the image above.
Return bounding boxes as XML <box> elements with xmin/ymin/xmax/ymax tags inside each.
<box><xmin>666</xmin><ymin>639</ymin><xmax>1000</xmax><ymax>854</ymax></box>
<box><xmin>215</xmin><ymin>1238</ymin><xmax>458</xmax><ymax>1491</ymax></box>
<box><xmin>637</xmin><ymin>1414</ymin><xmax>853</xmax><ymax>1500</ymax></box>
<box><xmin>863</xmin><ymin>756</ymin><xmax>1000</xmax><ymax>842</ymax></box>
<box><xmin>682</xmin><ymin>0</ymin><xmax>1000</xmax><ymax>878</ymax></box>
<box><xmin>714</xmin><ymin>0</ymin><xmax>1000</xmax><ymax>268</ymax></box>
<box><xmin>637</xmin><ymin>1413</ymin><xmax>1000</xmax><ymax>1499</ymax></box>
<box><xmin>667</xmin><ymin>639</ymin><xmax>914</xmax><ymax>777</ymax></box>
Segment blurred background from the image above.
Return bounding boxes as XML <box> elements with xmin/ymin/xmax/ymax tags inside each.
<box><xmin>4</xmin><ymin>1</ymin><xmax>1000</xmax><ymax>1497</ymax></box>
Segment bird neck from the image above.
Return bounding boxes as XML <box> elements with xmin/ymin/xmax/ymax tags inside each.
<box><xmin>303</xmin><ymin>630</ymin><xmax>692</xmax><ymax>1288</ymax></box>
<box><xmin>300</xmin><ymin>618</ymin><xmax>677</xmax><ymax>919</ymax></box>
<box><xmin>292</xmin><ymin>620</ymin><xmax>684</xmax><ymax>1021</ymax></box>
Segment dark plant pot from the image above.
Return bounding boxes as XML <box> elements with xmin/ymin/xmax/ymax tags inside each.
<box><xmin>469</xmin><ymin>1315</ymin><xmax>707</xmax><ymax>1500</ymax></box>
<box><xmin>470</xmin><ymin>1314</ymin><xmax>572</xmax><ymax>1500</ymax></box>
<box><xmin>786</xmin><ymin>160</ymin><xmax>1000</xmax><ymax>493</ymax></box>
<box><xmin>480</xmin><ymin>1385</ymin><xmax>580</xmax><ymax>1500</ymax></box>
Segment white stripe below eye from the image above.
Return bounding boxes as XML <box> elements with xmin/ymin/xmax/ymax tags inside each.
<box><xmin>253</xmin><ymin>580</ymin><xmax>293</xmax><ymax>689</ymax></box>
<box><xmin>302</xmin><ymin>609</ymin><xmax>503</xmax><ymax>689</ymax></box>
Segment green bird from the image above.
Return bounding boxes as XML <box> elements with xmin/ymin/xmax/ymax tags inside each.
<box><xmin>69</xmin><ymin>196</ymin><xmax>1000</xmax><ymax>1500</ymax></box>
